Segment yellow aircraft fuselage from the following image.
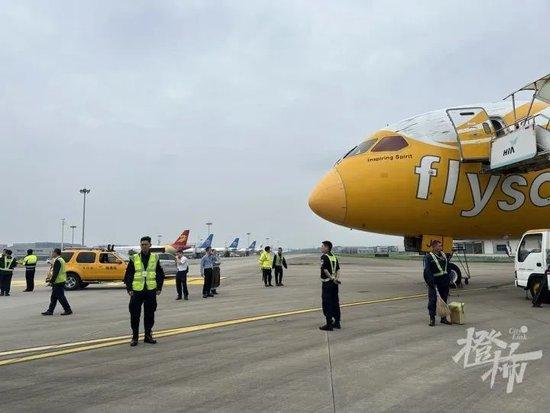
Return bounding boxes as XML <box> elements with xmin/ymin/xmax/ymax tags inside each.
<box><xmin>309</xmin><ymin>102</ymin><xmax>550</xmax><ymax>242</ymax></box>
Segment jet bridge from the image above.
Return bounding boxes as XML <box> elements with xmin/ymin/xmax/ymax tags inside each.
<box><xmin>446</xmin><ymin>73</ymin><xmax>550</xmax><ymax>174</ymax></box>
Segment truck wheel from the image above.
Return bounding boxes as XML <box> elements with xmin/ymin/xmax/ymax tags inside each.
<box><xmin>65</xmin><ymin>273</ymin><xmax>82</xmax><ymax>290</ymax></box>
<box><xmin>448</xmin><ymin>263</ymin><xmax>462</xmax><ymax>288</ymax></box>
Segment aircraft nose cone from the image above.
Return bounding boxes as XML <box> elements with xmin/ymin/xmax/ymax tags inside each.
<box><xmin>309</xmin><ymin>168</ymin><xmax>347</xmax><ymax>225</ymax></box>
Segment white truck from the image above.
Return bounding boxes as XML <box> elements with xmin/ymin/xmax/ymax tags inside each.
<box><xmin>515</xmin><ymin>229</ymin><xmax>550</xmax><ymax>298</ymax></box>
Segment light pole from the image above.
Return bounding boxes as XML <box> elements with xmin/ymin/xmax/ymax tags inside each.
<box><xmin>61</xmin><ymin>218</ymin><xmax>66</xmax><ymax>250</ymax></box>
<box><xmin>70</xmin><ymin>225</ymin><xmax>77</xmax><ymax>246</ymax></box>
<box><xmin>266</xmin><ymin>237</ymin><xmax>270</xmax><ymax>247</ymax></box>
<box><xmin>79</xmin><ymin>188</ymin><xmax>91</xmax><ymax>247</ymax></box>
<box><xmin>246</xmin><ymin>232</ymin><xmax>251</xmax><ymax>247</ymax></box>
<box><xmin>157</xmin><ymin>235</ymin><xmax>162</xmax><ymax>245</ymax></box>
<box><xmin>206</xmin><ymin>222</ymin><xmax>212</xmax><ymax>236</ymax></box>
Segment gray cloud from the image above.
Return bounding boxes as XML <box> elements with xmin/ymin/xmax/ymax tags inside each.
<box><xmin>1</xmin><ymin>1</ymin><xmax>549</xmax><ymax>248</ymax></box>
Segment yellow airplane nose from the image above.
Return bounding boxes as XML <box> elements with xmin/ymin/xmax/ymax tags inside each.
<box><xmin>309</xmin><ymin>168</ymin><xmax>347</xmax><ymax>224</ymax></box>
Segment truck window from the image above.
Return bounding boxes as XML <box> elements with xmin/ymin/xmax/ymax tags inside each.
<box><xmin>76</xmin><ymin>252</ymin><xmax>96</xmax><ymax>264</ymax></box>
<box><xmin>100</xmin><ymin>253</ymin><xmax>122</xmax><ymax>264</ymax></box>
<box><xmin>517</xmin><ymin>234</ymin><xmax>542</xmax><ymax>262</ymax></box>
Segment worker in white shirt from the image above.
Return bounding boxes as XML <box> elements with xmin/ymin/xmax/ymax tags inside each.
<box><xmin>175</xmin><ymin>250</ymin><xmax>189</xmax><ymax>300</ymax></box>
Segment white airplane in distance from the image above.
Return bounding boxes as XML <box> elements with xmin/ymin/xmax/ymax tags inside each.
<box><xmin>113</xmin><ymin>230</ymin><xmax>192</xmax><ymax>259</ymax></box>
<box><xmin>212</xmin><ymin>237</ymin><xmax>239</xmax><ymax>256</ymax></box>
<box><xmin>182</xmin><ymin>234</ymin><xmax>215</xmax><ymax>258</ymax></box>
<box><xmin>234</xmin><ymin>240</ymin><xmax>257</xmax><ymax>256</ymax></box>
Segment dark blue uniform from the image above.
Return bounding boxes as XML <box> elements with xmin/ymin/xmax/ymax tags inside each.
<box><xmin>423</xmin><ymin>252</ymin><xmax>450</xmax><ymax>319</ymax></box>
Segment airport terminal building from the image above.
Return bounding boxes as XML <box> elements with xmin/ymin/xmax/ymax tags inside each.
<box><xmin>9</xmin><ymin>242</ymin><xmax>81</xmax><ymax>260</ymax></box>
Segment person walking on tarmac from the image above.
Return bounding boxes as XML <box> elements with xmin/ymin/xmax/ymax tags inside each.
<box><xmin>175</xmin><ymin>249</ymin><xmax>189</xmax><ymax>300</ymax></box>
<box><xmin>124</xmin><ymin>236</ymin><xmax>165</xmax><ymax>346</ymax></box>
<box><xmin>272</xmin><ymin>247</ymin><xmax>288</xmax><ymax>286</ymax></box>
<box><xmin>200</xmin><ymin>247</ymin><xmax>216</xmax><ymax>298</ymax></box>
<box><xmin>0</xmin><ymin>250</ymin><xmax>17</xmax><ymax>296</ymax></box>
<box><xmin>259</xmin><ymin>246</ymin><xmax>273</xmax><ymax>287</ymax></box>
<box><xmin>20</xmin><ymin>249</ymin><xmax>38</xmax><ymax>292</ymax></box>
<box><xmin>319</xmin><ymin>241</ymin><xmax>341</xmax><ymax>331</ymax></box>
<box><xmin>424</xmin><ymin>239</ymin><xmax>451</xmax><ymax>327</ymax></box>
<box><xmin>211</xmin><ymin>249</ymin><xmax>221</xmax><ymax>295</ymax></box>
<box><xmin>42</xmin><ymin>248</ymin><xmax>72</xmax><ymax>315</ymax></box>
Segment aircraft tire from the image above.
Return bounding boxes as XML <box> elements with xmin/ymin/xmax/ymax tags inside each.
<box><xmin>448</xmin><ymin>263</ymin><xmax>462</xmax><ymax>288</ymax></box>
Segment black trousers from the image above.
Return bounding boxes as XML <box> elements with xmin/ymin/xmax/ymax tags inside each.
<box><xmin>427</xmin><ymin>273</ymin><xmax>450</xmax><ymax>318</ymax></box>
<box><xmin>262</xmin><ymin>269</ymin><xmax>272</xmax><ymax>286</ymax></box>
<box><xmin>274</xmin><ymin>266</ymin><xmax>284</xmax><ymax>285</ymax></box>
<box><xmin>25</xmin><ymin>268</ymin><xmax>36</xmax><ymax>291</ymax></box>
<box><xmin>212</xmin><ymin>267</ymin><xmax>220</xmax><ymax>290</ymax></box>
<box><xmin>322</xmin><ymin>282</ymin><xmax>340</xmax><ymax>324</ymax></box>
<box><xmin>129</xmin><ymin>289</ymin><xmax>157</xmax><ymax>338</ymax></box>
<box><xmin>48</xmin><ymin>283</ymin><xmax>72</xmax><ymax>312</ymax></box>
<box><xmin>532</xmin><ymin>275</ymin><xmax>548</xmax><ymax>306</ymax></box>
<box><xmin>176</xmin><ymin>270</ymin><xmax>189</xmax><ymax>298</ymax></box>
<box><xmin>0</xmin><ymin>272</ymin><xmax>13</xmax><ymax>294</ymax></box>
<box><xmin>203</xmin><ymin>268</ymin><xmax>213</xmax><ymax>295</ymax></box>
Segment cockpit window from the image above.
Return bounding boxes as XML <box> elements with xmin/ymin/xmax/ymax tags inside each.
<box><xmin>371</xmin><ymin>135</ymin><xmax>408</xmax><ymax>152</ymax></box>
<box><xmin>343</xmin><ymin>139</ymin><xmax>377</xmax><ymax>159</ymax></box>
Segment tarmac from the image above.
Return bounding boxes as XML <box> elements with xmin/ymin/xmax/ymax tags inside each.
<box><xmin>1</xmin><ymin>254</ymin><xmax>549</xmax><ymax>412</ymax></box>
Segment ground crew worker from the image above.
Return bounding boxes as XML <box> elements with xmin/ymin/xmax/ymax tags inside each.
<box><xmin>211</xmin><ymin>249</ymin><xmax>221</xmax><ymax>295</ymax></box>
<box><xmin>200</xmin><ymin>247</ymin><xmax>215</xmax><ymax>298</ymax></box>
<box><xmin>124</xmin><ymin>236</ymin><xmax>165</xmax><ymax>346</ymax></box>
<box><xmin>175</xmin><ymin>249</ymin><xmax>189</xmax><ymax>300</ymax></box>
<box><xmin>0</xmin><ymin>250</ymin><xmax>17</xmax><ymax>296</ymax></box>
<box><xmin>20</xmin><ymin>249</ymin><xmax>38</xmax><ymax>292</ymax></box>
<box><xmin>319</xmin><ymin>241</ymin><xmax>341</xmax><ymax>331</ymax></box>
<box><xmin>272</xmin><ymin>247</ymin><xmax>288</xmax><ymax>286</ymax></box>
<box><xmin>423</xmin><ymin>239</ymin><xmax>451</xmax><ymax>326</ymax></box>
<box><xmin>41</xmin><ymin>248</ymin><xmax>72</xmax><ymax>315</ymax></box>
<box><xmin>259</xmin><ymin>246</ymin><xmax>273</xmax><ymax>287</ymax></box>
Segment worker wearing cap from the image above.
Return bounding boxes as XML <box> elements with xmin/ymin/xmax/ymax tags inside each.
<box><xmin>20</xmin><ymin>249</ymin><xmax>38</xmax><ymax>292</ymax></box>
<box><xmin>0</xmin><ymin>250</ymin><xmax>17</xmax><ymax>296</ymax></box>
<box><xmin>319</xmin><ymin>241</ymin><xmax>341</xmax><ymax>331</ymax></box>
<box><xmin>124</xmin><ymin>236</ymin><xmax>165</xmax><ymax>347</ymax></box>
<box><xmin>423</xmin><ymin>239</ymin><xmax>451</xmax><ymax>327</ymax></box>
<box><xmin>259</xmin><ymin>246</ymin><xmax>273</xmax><ymax>287</ymax></box>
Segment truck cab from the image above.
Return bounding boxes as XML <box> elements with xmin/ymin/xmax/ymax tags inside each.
<box><xmin>515</xmin><ymin>229</ymin><xmax>550</xmax><ymax>298</ymax></box>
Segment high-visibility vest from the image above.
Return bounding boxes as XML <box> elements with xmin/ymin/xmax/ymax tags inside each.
<box><xmin>259</xmin><ymin>251</ymin><xmax>272</xmax><ymax>269</ymax></box>
<box><xmin>274</xmin><ymin>254</ymin><xmax>284</xmax><ymax>267</ymax></box>
<box><xmin>1</xmin><ymin>257</ymin><xmax>15</xmax><ymax>273</ymax></box>
<box><xmin>429</xmin><ymin>252</ymin><xmax>447</xmax><ymax>276</ymax></box>
<box><xmin>132</xmin><ymin>253</ymin><xmax>158</xmax><ymax>291</ymax></box>
<box><xmin>54</xmin><ymin>257</ymin><xmax>67</xmax><ymax>284</ymax></box>
<box><xmin>324</xmin><ymin>253</ymin><xmax>338</xmax><ymax>274</ymax></box>
<box><xmin>23</xmin><ymin>254</ymin><xmax>38</xmax><ymax>267</ymax></box>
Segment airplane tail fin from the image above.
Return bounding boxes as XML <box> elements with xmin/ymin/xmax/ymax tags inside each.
<box><xmin>248</xmin><ymin>240</ymin><xmax>256</xmax><ymax>250</ymax></box>
<box><xmin>200</xmin><ymin>234</ymin><xmax>214</xmax><ymax>249</ymax></box>
<box><xmin>171</xmin><ymin>230</ymin><xmax>190</xmax><ymax>249</ymax></box>
<box><xmin>229</xmin><ymin>237</ymin><xmax>239</xmax><ymax>249</ymax></box>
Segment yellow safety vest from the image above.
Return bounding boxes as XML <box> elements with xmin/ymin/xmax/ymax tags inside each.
<box><xmin>132</xmin><ymin>253</ymin><xmax>158</xmax><ymax>291</ymax></box>
<box><xmin>1</xmin><ymin>257</ymin><xmax>15</xmax><ymax>272</ymax></box>
<box><xmin>54</xmin><ymin>257</ymin><xmax>67</xmax><ymax>284</ymax></box>
<box><xmin>259</xmin><ymin>251</ymin><xmax>272</xmax><ymax>269</ymax></box>
<box><xmin>429</xmin><ymin>252</ymin><xmax>447</xmax><ymax>276</ymax></box>
<box><xmin>23</xmin><ymin>255</ymin><xmax>38</xmax><ymax>267</ymax></box>
<box><xmin>274</xmin><ymin>254</ymin><xmax>284</xmax><ymax>266</ymax></box>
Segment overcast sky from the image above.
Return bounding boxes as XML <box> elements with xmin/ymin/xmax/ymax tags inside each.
<box><xmin>1</xmin><ymin>1</ymin><xmax>549</xmax><ymax>248</ymax></box>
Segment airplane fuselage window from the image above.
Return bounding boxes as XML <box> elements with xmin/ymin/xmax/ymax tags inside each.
<box><xmin>343</xmin><ymin>139</ymin><xmax>377</xmax><ymax>159</ymax></box>
<box><xmin>370</xmin><ymin>135</ymin><xmax>409</xmax><ymax>152</ymax></box>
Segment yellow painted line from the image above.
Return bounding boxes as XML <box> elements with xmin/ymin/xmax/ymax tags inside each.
<box><xmin>0</xmin><ymin>285</ymin><xmax>505</xmax><ymax>367</ymax></box>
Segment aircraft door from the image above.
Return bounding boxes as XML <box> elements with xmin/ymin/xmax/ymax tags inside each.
<box><xmin>446</xmin><ymin>107</ymin><xmax>495</xmax><ymax>162</ymax></box>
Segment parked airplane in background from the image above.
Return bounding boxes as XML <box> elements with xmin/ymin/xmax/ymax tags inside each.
<box><xmin>309</xmin><ymin>74</ymin><xmax>550</xmax><ymax>257</ymax></box>
<box><xmin>114</xmin><ymin>230</ymin><xmax>192</xmax><ymax>258</ymax></box>
<box><xmin>183</xmin><ymin>234</ymin><xmax>214</xmax><ymax>258</ymax></box>
<box><xmin>213</xmin><ymin>237</ymin><xmax>239</xmax><ymax>256</ymax></box>
<box><xmin>235</xmin><ymin>240</ymin><xmax>257</xmax><ymax>256</ymax></box>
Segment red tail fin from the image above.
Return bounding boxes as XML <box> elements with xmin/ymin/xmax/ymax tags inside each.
<box><xmin>171</xmin><ymin>230</ymin><xmax>190</xmax><ymax>248</ymax></box>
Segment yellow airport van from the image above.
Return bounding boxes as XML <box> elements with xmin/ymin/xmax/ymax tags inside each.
<box><xmin>47</xmin><ymin>248</ymin><xmax>128</xmax><ymax>290</ymax></box>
